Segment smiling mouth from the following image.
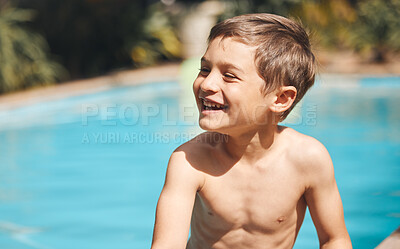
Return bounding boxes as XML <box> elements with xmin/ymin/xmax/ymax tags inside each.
<box><xmin>202</xmin><ymin>99</ymin><xmax>228</xmax><ymax>111</ymax></box>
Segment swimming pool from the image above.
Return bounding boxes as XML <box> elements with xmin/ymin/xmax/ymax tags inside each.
<box><xmin>0</xmin><ymin>76</ymin><xmax>399</xmax><ymax>249</ymax></box>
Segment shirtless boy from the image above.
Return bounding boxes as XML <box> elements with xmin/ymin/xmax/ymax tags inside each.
<box><xmin>151</xmin><ymin>13</ymin><xmax>352</xmax><ymax>249</ymax></box>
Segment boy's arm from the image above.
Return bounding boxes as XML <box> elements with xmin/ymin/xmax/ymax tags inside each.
<box><xmin>304</xmin><ymin>141</ymin><xmax>352</xmax><ymax>249</ymax></box>
<box><xmin>151</xmin><ymin>149</ymin><xmax>203</xmax><ymax>249</ymax></box>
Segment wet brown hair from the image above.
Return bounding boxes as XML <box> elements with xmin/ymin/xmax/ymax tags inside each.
<box><xmin>208</xmin><ymin>13</ymin><xmax>316</xmax><ymax>121</ymax></box>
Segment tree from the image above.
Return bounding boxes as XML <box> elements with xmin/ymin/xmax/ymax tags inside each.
<box><xmin>0</xmin><ymin>3</ymin><xmax>66</xmax><ymax>93</ymax></box>
<box><xmin>17</xmin><ymin>0</ymin><xmax>181</xmax><ymax>78</ymax></box>
<box><xmin>348</xmin><ymin>0</ymin><xmax>400</xmax><ymax>62</ymax></box>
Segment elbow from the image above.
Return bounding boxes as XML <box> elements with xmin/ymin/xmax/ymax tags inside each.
<box><xmin>320</xmin><ymin>237</ymin><xmax>352</xmax><ymax>249</ymax></box>
<box><xmin>151</xmin><ymin>242</ymin><xmax>187</xmax><ymax>249</ymax></box>
<box><xmin>151</xmin><ymin>246</ymin><xmax>184</xmax><ymax>249</ymax></box>
<box><xmin>150</xmin><ymin>245</ymin><xmax>170</xmax><ymax>249</ymax></box>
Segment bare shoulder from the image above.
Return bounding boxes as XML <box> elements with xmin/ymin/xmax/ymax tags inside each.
<box><xmin>167</xmin><ymin>132</ymin><xmax>224</xmax><ymax>189</ymax></box>
<box><xmin>177</xmin><ymin>131</ymin><xmax>225</xmax><ymax>150</ymax></box>
<box><xmin>175</xmin><ymin>131</ymin><xmax>224</xmax><ymax>163</ymax></box>
<box><xmin>280</xmin><ymin>126</ymin><xmax>330</xmax><ymax>160</ymax></box>
<box><xmin>279</xmin><ymin>126</ymin><xmax>334</xmax><ymax>185</ymax></box>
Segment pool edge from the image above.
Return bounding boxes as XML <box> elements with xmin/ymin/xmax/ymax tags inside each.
<box><xmin>0</xmin><ymin>63</ymin><xmax>181</xmax><ymax>112</ymax></box>
<box><xmin>375</xmin><ymin>226</ymin><xmax>400</xmax><ymax>249</ymax></box>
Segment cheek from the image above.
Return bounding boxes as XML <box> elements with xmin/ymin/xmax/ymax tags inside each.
<box><xmin>242</xmin><ymin>91</ymin><xmax>271</xmax><ymax>120</ymax></box>
<box><xmin>193</xmin><ymin>77</ymin><xmax>201</xmax><ymax>95</ymax></box>
<box><xmin>193</xmin><ymin>78</ymin><xmax>203</xmax><ymax>109</ymax></box>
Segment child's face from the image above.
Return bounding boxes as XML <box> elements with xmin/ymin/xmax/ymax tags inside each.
<box><xmin>193</xmin><ymin>37</ymin><xmax>277</xmax><ymax>134</ymax></box>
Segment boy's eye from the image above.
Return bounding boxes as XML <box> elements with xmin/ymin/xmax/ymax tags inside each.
<box><xmin>199</xmin><ymin>68</ymin><xmax>210</xmax><ymax>76</ymax></box>
<box><xmin>223</xmin><ymin>73</ymin><xmax>237</xmax><ymax>79</ymax></box>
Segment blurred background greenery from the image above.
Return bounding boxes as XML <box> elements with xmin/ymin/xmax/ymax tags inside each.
<box><xmin>0</xmin><ymin>0</ymin><xmax>399</xmax><ymax>94</ymax></box>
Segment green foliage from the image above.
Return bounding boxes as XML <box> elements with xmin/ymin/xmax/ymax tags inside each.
<box><xmin>17</xmin><ymin>0</ymin><xmax>182</xmax><ymax>78</ymax></box>
<box><xmin>2</xmin><ymin>0</ymin><xmax>396</xmax><ymax>93</ymax></box>
<box><xmin>130</xmin><ymin>4</ymin><xmax>182</xmax><ymax>66</ymax></box>
<box><xmin>297</xmin><ymin>0</ymin><xmax>400</xmax><ymax>62</ymax></box>
<box><xmin>0</xmin><ymin>5</ymin><xmax>66</xmax><ymax>94</ymax></box>
<box><xmin>293</xmin><ymin>0</ymin><xmax>357</xmax><ymax>48</ymax></box>
<box><xmin>347</xmin><ymin>0</ymin><xmax>400</xmax><ymax>61</ymax></box>
<box><xmin>217</xmin><ymin>0</ymin><xmax>400</xmax><ymax>62</ymax></box>
<box><xmin>17</xmin><ymin>0</ymin><xmax>146</xmax><ymax>78</ymax></box>
<box><xmin>219</xmin><ymin>0</ymin><xmax>302</xmax><ymax>21</ymax></box>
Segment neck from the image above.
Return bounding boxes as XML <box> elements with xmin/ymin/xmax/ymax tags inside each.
<box><xmin>221</xmin><ymin>124</ymin><xmax>281</xmax><ymax>164</ymax></box>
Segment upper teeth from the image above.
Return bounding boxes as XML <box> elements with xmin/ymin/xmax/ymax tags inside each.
<box><xmin>203</xmin><ymin>99</ymin><xmax>224</xmax><ymax>109</ymax></box>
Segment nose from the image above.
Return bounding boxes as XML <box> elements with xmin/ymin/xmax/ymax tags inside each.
<box><xmin>199</xmin><ymin>72</ymin><xmax>220</xmax><ymax>93</ymax></box>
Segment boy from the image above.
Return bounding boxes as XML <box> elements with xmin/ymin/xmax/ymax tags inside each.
<box><xmin>151</xmin><ymin>13</ymin><xmax>352</xmax><ymax>249</ymax></box>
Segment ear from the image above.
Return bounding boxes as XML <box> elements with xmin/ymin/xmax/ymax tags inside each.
<box><xmin>269</xmin><ymin>86</ymin><xmax>297</xmax><ymax>114</ymax></box>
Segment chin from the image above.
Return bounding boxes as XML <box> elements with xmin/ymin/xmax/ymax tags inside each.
<box><xmin>198</xmin><ymin>119</ymin><xmax>230</xmax><ymax>135</ymax></box>
<box><xmin>199</xmin><ymin>120</ymin><xmax>218</xmax><ymax>132</ymax></box>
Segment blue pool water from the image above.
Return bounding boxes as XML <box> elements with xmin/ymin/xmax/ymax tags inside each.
<box><xmin>0</xmin><ymin>77</ymin><xmax>399</xmax><ymax>249</ymax></box>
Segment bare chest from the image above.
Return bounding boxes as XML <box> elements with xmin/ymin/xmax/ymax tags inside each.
<box><xmin>194</xmin><ymin>162</ymin><xmax>306</xmax><ymax>232</ymax></box>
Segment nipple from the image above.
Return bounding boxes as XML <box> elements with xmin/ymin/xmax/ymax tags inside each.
<box><xmin>277</xmin><ymin>216</ymin><xmax>286</xmax><ymax>224</ymax></box>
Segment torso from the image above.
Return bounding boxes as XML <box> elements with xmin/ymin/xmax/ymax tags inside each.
<box><xmin>186</xmin><ymin>128</ymin><xmax>309</xmax><ymax>249</ymax></box>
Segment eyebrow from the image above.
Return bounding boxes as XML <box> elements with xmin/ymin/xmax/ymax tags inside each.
<box><xmin>201</xmin><ymin>57</ymin><xmax>245</xmax><ymax>74</ymax></box>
